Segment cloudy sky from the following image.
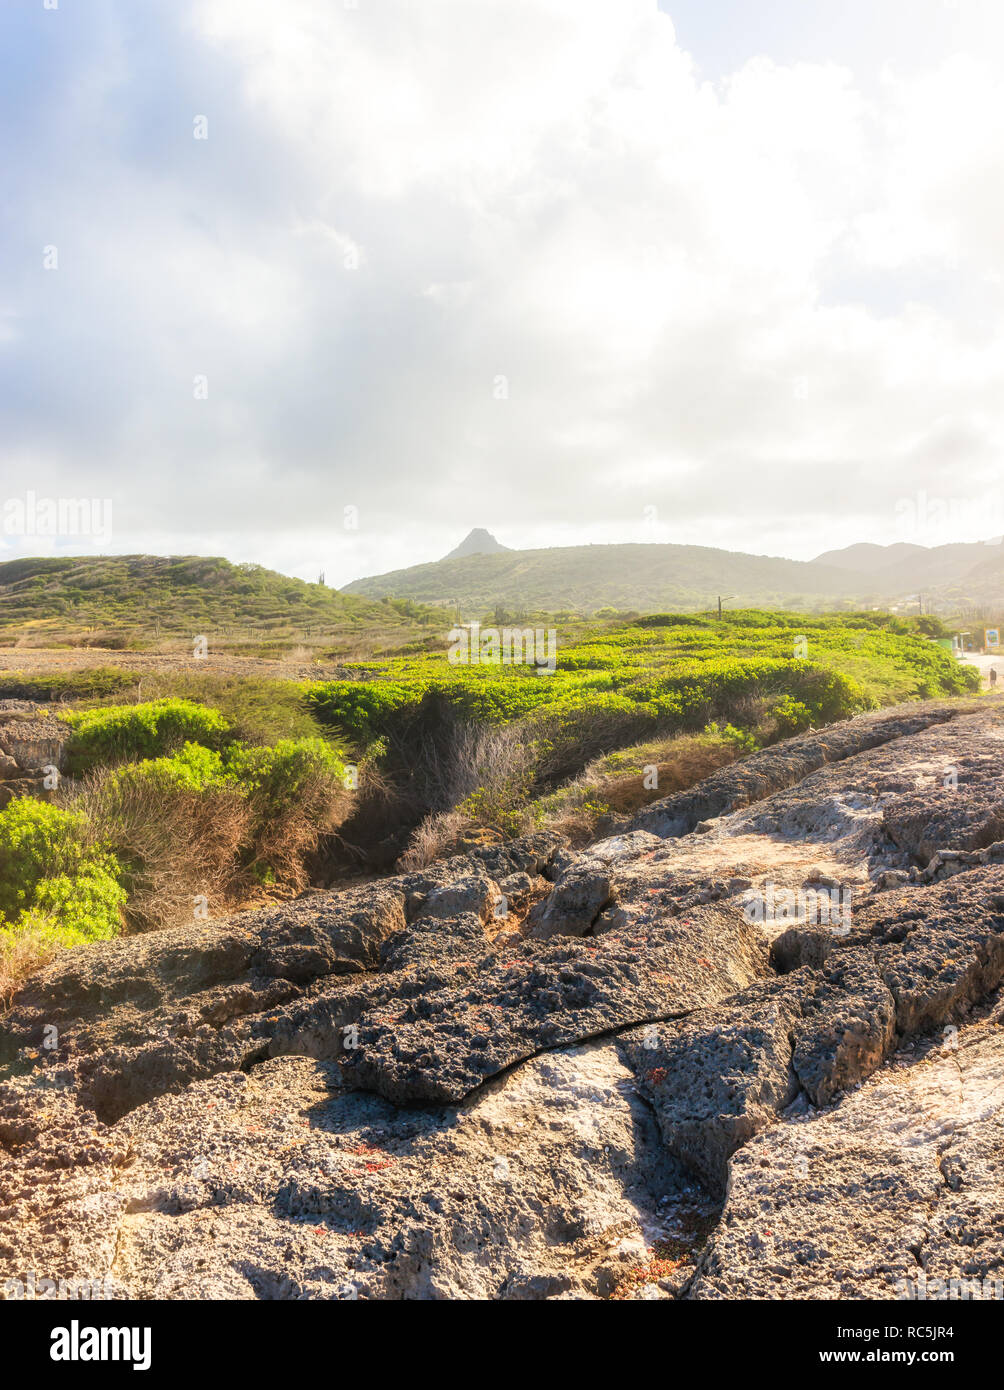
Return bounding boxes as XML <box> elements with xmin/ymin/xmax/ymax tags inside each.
<box><xmin>4</xmin><ymin>0</ymin><xmax>1004</xmax><ymax>586</ymax></box>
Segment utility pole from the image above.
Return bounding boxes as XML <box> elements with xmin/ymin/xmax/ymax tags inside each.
<box><xmin>718</xmin><ymin>594</ymin><xmax>736</xmax><ymax>620</ymax></box>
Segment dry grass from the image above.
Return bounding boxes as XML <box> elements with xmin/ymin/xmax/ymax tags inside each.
<box><xmin>445</xmin><ymin>723</ymin><xmax>533</xmax><ymax>801</ymax></box>
<box><xmin>532</xmin><ymin>706</ymin><xmax>657</xmax><ymax>784</ymax></box>
<box><xmin>244</xmin><ymin>762</ymin><xmax>351</xmax><ymax>894</ymax></box>
<box><xmin>66</xmin><ymin>752</ymin><xmax>353</xmax><ymax>931</ymax></box>
<box><xmin>426</xmin><ymin>723</ymin><xmax>537</xmax><ymax>841</ymax></box>
<box><xmin>338</xmin><ymin>716</ymin><xmax>536</xmax><ymax>872</ymax></box>
<box><xmin>399</xmin><ymin>723</ymin><xmax>743</xmax><ymax>865</ymax></box>
<box><xmin>599</xmin><ymin>742</ymin><xmax>741</xmax><ymax>812</ymax></box>
<box><xmin>69</xmin><ymin>775</ymin><xmax>254</xmax><ymax>931</ymax></box>
<box><xmin>397</xmin><ymin>809</ymin><xmax>473</xmax><ymax>871</ymax></box>
<box><xmin>540</xmin><ymin>731</ymin><xmax>744</xmax><ymax>846</ymax></box>
<box><xmin>0</xmin><ymin>917</ymin><xmax>61</xmax><ymax>1005</ymax></box>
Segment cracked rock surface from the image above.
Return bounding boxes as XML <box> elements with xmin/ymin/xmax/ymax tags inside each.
<box><xmin>4</xmin><ymin>698</ymin><xmax>1004</xmax><ymax>1299</ymax></box>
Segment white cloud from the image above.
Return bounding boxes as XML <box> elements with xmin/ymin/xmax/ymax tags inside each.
<box><xmin>3</xmin><ymin>0</ymin><xmax>1004</xmax><ymax>581</ymax></box>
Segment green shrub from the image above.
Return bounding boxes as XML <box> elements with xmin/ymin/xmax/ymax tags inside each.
<box><xmin>705</xmin><ymin>721</ymin><xmax>760</xmax><ymax>752</ymax></box>
<box><xmin>65</xmin><ymin>698</ymin><xmax>231</xmax><ymax>773</ymax></box>
<box><xmin>223</xmin><ymin>737</ymin><xmax>346</xmax><ymax>816</ymax></box>
<box><xmin>108</xmin><ymin>741</ymin><xmax>226</xmax><ymax>793</ymax></box>
<box><xmin>74</xmin><ymin>735</ymin><xmax>351</xmax><ymax>918</ymax></box>
<box><xmin>135</xmin><ymin>674</ymin><xmax>329</xmax><ymax>746</ymax></box>
<box><xmin>216</xmin><ymin>738</ymin><xmax>350</xmax><ymax>889</ymax></box>
<box><xmin>0</xmin><ymin>799</ymin><xmax>125</xmax><ymax>943</ymax></box>
<box><xmin>767</xmin><ymin>695</ymin><xmax>815</xmax><ymax>735</ymax></box>
<box><xmin>459</xmin><ymin>780</ymin><xmax>539</xmax><ymax>838</ymax></box>
<box><xmin>307</xmin><ymin>681</ymin><xmax>427</xmax><ymax>744</ymax></box>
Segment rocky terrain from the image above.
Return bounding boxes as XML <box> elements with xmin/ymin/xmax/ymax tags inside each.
<box><xmin>3</xmin><ymin>697</ymin><xmax>1004</xmax><ymax>1300</ymax></box>
<box><xmin>0</xmin><ymin>700</ymin><xmax>66</xmax><ymax>807</ymax></box>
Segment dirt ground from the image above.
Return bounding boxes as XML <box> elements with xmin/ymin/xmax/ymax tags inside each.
<box><xmin>0</xmin><ymin>647</ymin><xmax>350</xmax><ymax>684</ymax></box>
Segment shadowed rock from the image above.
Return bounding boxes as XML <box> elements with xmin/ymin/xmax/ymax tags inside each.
<box><xmin>847</xmin><ymin>866</ymin><xmax>1004</xmax><ymax>1035</ymax></box>
<box><xmin>616</xmin><ymin>869</ymin><xmax>1004</xmax><ymax>1198</ymax></box>
<box><xmin>617</xmin><ymin>978</ymin><xmax>802</xmax><ymax>1196</ymax></box>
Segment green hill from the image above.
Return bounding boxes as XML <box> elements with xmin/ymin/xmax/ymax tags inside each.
<box><xmin>0</xmin><ymin>554</ymin><xmax>429</xmax><ymax>654</ymax></box>
<box><xmin>343</xmin><ymin>542</ymin><xmax>861</xmax><ymax>614</ymax></box>
<box><xmin>345</xmin><ymin>537</ymin><xmax>1004</xmax><ymax>616</ymax></box>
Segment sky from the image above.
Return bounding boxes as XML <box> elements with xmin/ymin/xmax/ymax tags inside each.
<box><xmin>3</xmin><ymin>0</ymin><xmax>1004</xmax><ymax>586</ymax></box>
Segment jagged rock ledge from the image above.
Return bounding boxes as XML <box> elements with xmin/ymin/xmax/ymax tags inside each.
<box><xmin>3</xmin><ymin>698</ymin><xmax>1004</xmax><ymax>1300</ymax></box>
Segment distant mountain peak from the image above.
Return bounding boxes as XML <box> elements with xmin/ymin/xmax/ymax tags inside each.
<box><xmin>443</xmin><ymin>528</ymin><xmax>509</xmax><ymax>560</ymax></box>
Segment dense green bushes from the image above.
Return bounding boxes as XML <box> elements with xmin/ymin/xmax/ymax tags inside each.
<box><xmin>0</xmin><ymin>608</ymin><xmax>981</xmax><ymax>985</ymax></box>
<box><xmin>124</xmin><ymin>673</ymin><xmax>331</xmax><ymax>746</ymax></box>
<box><xmin>308</xmin><ymin>611</ymin><xmax>977</xmax><ymax>852</ymax></box>
<box><xmin>308</xmin><ymin>612</ymin><xmax>976</xmax><ymax>757</ymax></box>
<box><xmin>224</xmin><ymin>738</ymin><xmax>345</xmax><ymax>814</ymax></box>
<box><xmin>0</xmin><ymin>800</ymin><xmax>126</xmax><ymax>946</ymax></box>
<box><xmin>306</xmin><ymin>653</ymin><xmax>867</xmax><ymax>749</ymax></box>
<box><xmin>306</xmin><ymin>680</ymin><xmax>423</xmax><ymax>744</ymax></box>
<box><xmin>65</xmin><ymin>698</ymin><xmax>230</xmax><ymax>772</ymax></box>
<box><xmin>0</xmin><ymin>724</ymin><xmax>350</xmax><ymax>960</ymax></box>
<box><xmin>106</xmin><ymin>741</ymin><xmax>226</xmax><ymax>793</ymax></box>
<box><xmin>105</xmin><ymin>736</ymin><xmax>346</xmax><ymax>805</ymax></box>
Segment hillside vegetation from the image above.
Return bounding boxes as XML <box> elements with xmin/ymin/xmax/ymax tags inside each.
<box><xmin>344</xmin><ymin>542</ymin><xmax>857</xmax><ymax>612</ymax></box>
<box><xmin>306</xmin><ymin>608</ymin><xmax>976</xmax><ymax>858</ymax></box>
<box><xmin>0</xmin><ymin>606</ymin><xmax>979</xmax><ymax>993</ymax></box>
<box><xmin>0</xmin><ymin>554</ymin><xmax>435</xmax><ymax>658</ymax></box>
<box><xmin>345</xmin><ymin>536</ymin><xmax>1004</xmax><ymax>615</ymax></box>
